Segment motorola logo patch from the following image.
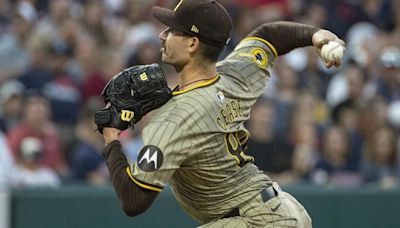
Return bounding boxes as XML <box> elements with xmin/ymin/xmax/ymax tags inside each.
<box><xmin>137</xmin><ymin>145</ymin><xmax>164</xmax><ymax>172</ymax></box>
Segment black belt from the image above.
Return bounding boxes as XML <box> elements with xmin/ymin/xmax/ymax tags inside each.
<box><xmin>223</xmin><ymin>186</ymin><xmax>277</xmax><ymax>218</ymax></box>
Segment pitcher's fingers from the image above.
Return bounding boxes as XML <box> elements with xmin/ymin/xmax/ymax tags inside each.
<box><xmin>325</xmin><ymin>61</ymin><xmax>334</xmax><ymax>68</ymax></box>
<box><xmin>336</xmin><ymin>39</ymin><xmax>346</xmax><ymax>47</ymax></box>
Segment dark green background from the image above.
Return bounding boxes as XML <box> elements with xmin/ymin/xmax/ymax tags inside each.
<box><xmin>10</xmin><ymin>185</ymin><xmax>400</xmax><ymax>228</ymax></box>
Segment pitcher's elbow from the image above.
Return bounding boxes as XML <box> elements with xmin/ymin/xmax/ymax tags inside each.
<box><xmin>123</xmin><ymin>203</ymin><xmax>148</xmax><ymax>217</ymax></box>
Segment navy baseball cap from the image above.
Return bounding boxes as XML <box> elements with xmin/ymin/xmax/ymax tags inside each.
<box><xmin>151</xmin><ymin>0</ymin><xmax>233</xmax><ymax>47</ymax></box>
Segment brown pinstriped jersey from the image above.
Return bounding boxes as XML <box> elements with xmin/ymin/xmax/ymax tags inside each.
<box><xmin>129</xmin><ymin>37</ymin><xmax>277</xmax><ymax>223</ymax></box>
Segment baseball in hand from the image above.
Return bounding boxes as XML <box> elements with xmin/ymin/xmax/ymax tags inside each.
<box><xmin>320</xmin><ymin>41</ymin><xmax>345</xmax><ymax>66</ymax></box>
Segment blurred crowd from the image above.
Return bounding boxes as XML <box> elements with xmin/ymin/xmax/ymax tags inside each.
<box><xmin>0</xmin><ymin>0</ymin><xmax>400</xmax><ymax>190</ymax></box>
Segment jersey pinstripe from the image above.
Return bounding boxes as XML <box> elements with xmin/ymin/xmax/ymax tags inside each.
<box><xmin>130</xmin><ymin>38</ymin><xmax>277</xmax><ymax>223</ymax></box>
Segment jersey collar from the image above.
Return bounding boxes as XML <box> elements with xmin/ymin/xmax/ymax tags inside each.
<box><xmin>172</xmin><ymin>74</ymin><xmax>220</xmax><ymax>96</ymax></box>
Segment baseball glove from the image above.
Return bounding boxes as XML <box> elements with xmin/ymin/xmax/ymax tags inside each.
<box><xmin>94</xmin><ymin>63</ymin><xmax>172</xmax><ymax>134</ymax></box>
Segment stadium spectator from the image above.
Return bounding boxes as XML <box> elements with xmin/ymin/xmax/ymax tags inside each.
<box><xmin>0</xmin><ymin>80</ymin><xmax>24</xmax><ymax>133</ymax></box>
<box><xmin>79</xmin><ymin>0</ymin><xmax>109</xmax><ymax>48</ymax></box>
<box><xmin>11</xmin><ymin>136</ymin><xmax>60</xmax><ymax>188</ymax></box>
<box><xmin>126</xmin><ymin>40</ymin><xmax>161</xmax><ymax>66</ymax></box>
<box><xmin>247</xmin><ymin>98</ymin><xmax>295</xmax><ymax>185</ymax></box>
<box><xmin>0</xmin><ymin>11</ymin><xmax>31</xmax><ymax>83</ymax></box>
<box><xmin>359</xmin><ymin>96</ymin><xmax>389</xmax><ymax>143</ymax></box>
<box><xmin>69</xmin><ymin>104</ymin><xmax>108</xmax><ymax>185</ymax></box>
<box><xmin>7</xmin><ymin>93</ymin><xmax>67</xmax><ymax>175</ymax></box>
<box><xmin>0</xmin><ymin>0</ymin><xmax>12</xmax><ymax>33</ymax></box>
<box><xmin>289</xmin><ymin>92</ymin><xmax>323</xmax><ymax>183</ymax></box>
<box><xmin>290</xmin><ymin>123</ymin><xmax>318</xmax><ymax>184</ymax></box>
<box><xmin>326</xmin><ymin>60</ymin><xmax>367</xmax><ymax>108</ymax></box>
<box><xmin>30</xmin><ymin>0</ymin><xmax>72</xmax><ymax>51</ymax></box>
<box><xmin>18</xmin><ymin>33</ymin><xmax>52</xmax><ymax>91</ymax></box>
<box><xmin>361</xmin><ymin>125</ymin><xmax>399</xmax><ymax>188</ymax></box>
<box><xmin>331</xmin><ymin>99</ymin><xmax>364</xmax><ymax>171</ymax></box>
<box><xmin>121</xmin><ymin>0</ymin><xmax>159</xmax><ymax>60</ymax></box>
<box><xmin>312</xmin><ymin>126</ymin><xmax>362</xmax><ymax>187</ymax></box>
<box><xmin>75</xmin><ymin>34</ymin><xmax>108</xmax><ymax>101</ymax></box>
<box><xmin>269</xmin><ymin>61</ymin><xmax>300</xmax><ymax>137</ymax></box>
<box><xmin>323</xmin><ymin>0</ymin><xmax>370</xmax><ymax>38</ymax></box>
<box><xmin>361</xmin><ymin>0</ymin><xmax>397</xmax><ymax>31</ymax></box>
<box><xmin>43</xmin><ymin>42</ymin><xmax>81</xmax><ymax>126</ymax></box>
<box><xmin>101</xmin><ymin>50</ymin><xmax>126</xmax><ymax>82</ymax></box>
<box><xmin>374</xmin><ymin>47</ymin><xmax>400</xmax><ymax>102</ymax></box>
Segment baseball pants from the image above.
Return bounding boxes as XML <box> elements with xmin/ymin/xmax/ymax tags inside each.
<box><xmin>198</xmin><ymin>182</ymin><xmax>312</xmax><ymax>228</ymax></box>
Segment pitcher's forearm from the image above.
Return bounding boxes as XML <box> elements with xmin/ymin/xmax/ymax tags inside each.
<box><xmin>248</xmin><ymin>21</ymin><xmax>320</xmax><ymax>56</ymax></box>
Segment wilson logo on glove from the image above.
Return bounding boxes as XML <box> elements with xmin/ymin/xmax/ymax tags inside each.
<box><xmin>140</xmin><ymin>72</ymin><xmax>148</xmax><ymax>81</ymax></box>
<box><xmin>121</xmin><ymin>110</ymin><xmax>134</xmax><ymax>122</ymax></box>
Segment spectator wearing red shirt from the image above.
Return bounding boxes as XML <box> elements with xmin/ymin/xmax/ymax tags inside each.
<box><xmin>7</xmin><ymin>93</ymin><xmax>66</xmax><ymax>175</ymax></box>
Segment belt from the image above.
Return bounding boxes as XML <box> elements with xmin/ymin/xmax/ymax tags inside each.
<box><xmin>223</xmin><ymin>186</ymin><xmax>277</xmax><ymax>218</ymax></box>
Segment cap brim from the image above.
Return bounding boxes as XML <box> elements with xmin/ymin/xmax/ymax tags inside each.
<box><xmin>151</xmin><ymin>6</ymin><xmax>182</xmax><ymax>31</ymax></box>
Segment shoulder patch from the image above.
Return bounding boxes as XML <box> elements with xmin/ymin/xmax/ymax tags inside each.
<box><xmin>137</xmin><ymin>145</ymin><xmax>164</xmax><ymax>172</ymax></box>
<box><xmin>251</xmin><ymin>48</ymin><xmax>268</xmax><ymax>68</ymax></box>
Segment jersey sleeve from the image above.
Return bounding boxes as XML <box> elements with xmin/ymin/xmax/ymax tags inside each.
<box><xmin>128</xmin><ymin>120</ymin><xmax>190</xmax><ymax>192</ymax></box>
<box><xmin>217</xmin><ymin>37</ymin><xmax>278</xmax><ymax>97</ymax></box>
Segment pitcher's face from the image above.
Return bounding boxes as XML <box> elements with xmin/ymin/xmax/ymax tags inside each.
<box><xmin>159</xmin><ymin>28</ymin><xmax>192</xmax><ymax>68</ymax></box>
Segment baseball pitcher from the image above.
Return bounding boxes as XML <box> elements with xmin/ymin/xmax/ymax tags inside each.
<box><xmin>95</xmin><ymin>0</ymin><xmax>345</xmax><ymax>227</ymax></box>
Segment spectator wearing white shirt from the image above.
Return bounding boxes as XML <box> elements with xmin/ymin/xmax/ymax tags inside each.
<box><xmin>11</xmin><ymin>137</ymin><xmax>60</xmax><ymax>188</ymax></box>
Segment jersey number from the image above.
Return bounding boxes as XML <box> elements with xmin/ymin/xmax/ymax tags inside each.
<box><xmin>224</xmin><ymin>132</ymin><xmax>254</xmax><ymax>167</ymax></box>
